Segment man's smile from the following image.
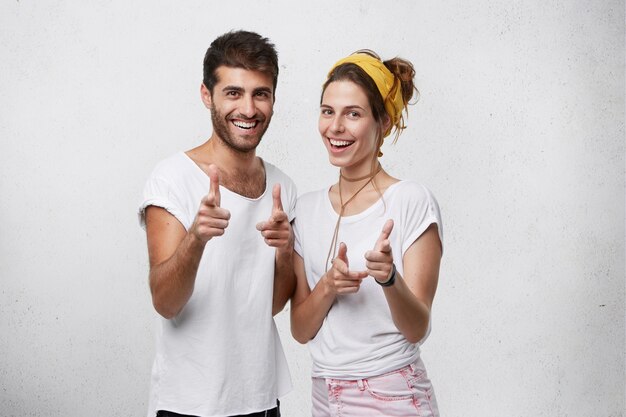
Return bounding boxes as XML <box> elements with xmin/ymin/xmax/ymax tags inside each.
<box><xmin>232</xmin><ymin>120</ymin><xmax>259</xmax><ymax>130</ymax></box>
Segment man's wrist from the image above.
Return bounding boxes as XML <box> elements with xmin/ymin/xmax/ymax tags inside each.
<box><xmin>187</xmin><ymin>229</ymin><xmax>210</xmax><ymax>249</ymax></box>
<box><xmin>275</xmin><ymin>245</ymin><xmax>294</xmax><ymax>259</ymax></box>
<box><xmin>276</xmin><ymin>231</ymin><xmax>294</xmax><ymax>257</ymax></box>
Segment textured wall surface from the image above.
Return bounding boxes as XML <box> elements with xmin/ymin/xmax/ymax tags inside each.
<box><xmin>0</xmin><ymin>1</ymin><xmax>624</xmax><ymax>416</ymax></box>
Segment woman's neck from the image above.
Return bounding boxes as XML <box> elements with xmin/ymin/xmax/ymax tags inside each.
<box><xmin>338</xmin><ymin>161</ymin><xmax>381</xmax><ymax>194</ymax></box>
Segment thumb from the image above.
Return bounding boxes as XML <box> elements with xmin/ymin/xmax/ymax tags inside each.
<box><xmin>374</xmin><ymin>219</ymin><xmax>394</xmax><ymax>252</ymax></box>
<box><xmin>272</xmin><ymin>183</ymin><xmax>283</xmax><ymax>213</ymax></box>
<box><xmin>208</xmin><ymin>164</ymin><xmax>221</xmax><ymax>207</ymax></box>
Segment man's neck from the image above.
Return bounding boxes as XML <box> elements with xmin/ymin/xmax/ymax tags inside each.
<box><xmin>211</xmin><ymin>135</ymin><xmax>258</xmax><ymax>169</ymax></box>
<box><xmin>186</xmin><ymin>136</ymin><xmax>266</xmax><ymax>198</ymax></box>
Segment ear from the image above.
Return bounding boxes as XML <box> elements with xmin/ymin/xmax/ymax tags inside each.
<box><xmin>200</xmin><ymin>83</ymin><xmax>213</xmax><ymax>109</ymax></box>
<box><xmin>382</xmin><ymin>114</ymin><xmax>392</xmax><ymax>134</ymax></box>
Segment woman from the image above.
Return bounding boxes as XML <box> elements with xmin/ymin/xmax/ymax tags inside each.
<box><xmin>291</xmin><ymin>50</ymin><xmax>443</xmax><ymax>416</ymax></box>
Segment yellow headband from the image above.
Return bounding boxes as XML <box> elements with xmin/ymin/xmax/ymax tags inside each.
<box><xmin>327</xmin><ymin>53</ymin><xmax>404</xmax><ymax>138</ymax></box>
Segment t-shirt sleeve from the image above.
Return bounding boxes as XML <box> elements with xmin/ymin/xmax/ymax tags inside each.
<box><xmin>401</xmin><ymin>184</ymin><xmax>444</xmax><ymax>256</ymax></box>
<box><xmin>293</xmin><ymin>199</ymin><xmax>304</xmax><ymax>258</ymax></box>
<box><xmin>138</xmin><ymin>176</ymin><xmax>189</xmax><ymax>230</ymax></box>
<box><xmin>265</xmin><ymin>162</ymin><xmax>297</xmax><ymax>223</ymax></box>
<box><xmin>285</xmin><ymin>178</ymin><xmax>297</xmax><ymax>224</ymax></box>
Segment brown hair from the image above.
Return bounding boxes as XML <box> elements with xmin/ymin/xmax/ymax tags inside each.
<box><xmin>321</xmin><ymin>50</ymin><xmax>418</xmax><ymax>148</ymax></box>
<box><xmin>203</xmin><ymin>30</ymin><xmax>279</xmax><ymax>95</ymax></box>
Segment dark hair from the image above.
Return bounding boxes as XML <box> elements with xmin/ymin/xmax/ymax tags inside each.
<box><xmin>203</xmin><ymin>30</ymin><xmax>279</xmax><ymax>94</ymax></box>
<box><xmin>322</xmin><ymin>50</ymin><xmax>418</xmax><ymax>144</ymax></box>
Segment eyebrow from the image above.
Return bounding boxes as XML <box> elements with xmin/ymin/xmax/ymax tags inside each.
<box><xmin>221</xmin><ymin>86</ymin><xmax>273</xmax><ymax>95</ymax></box>
<box><xmin>222</xmin><ymin>86</ymin><xmax>244</xmax><ymax>93</ymax></box>
<box><xmin>253</xmin><ymin>86</ymin><xmax>273</xmax><ymax>95</ymax></box>
<box><xmin>320</xmin><ymin>104</ymin><xmax>365</xmax><ymax>110</ymax></box>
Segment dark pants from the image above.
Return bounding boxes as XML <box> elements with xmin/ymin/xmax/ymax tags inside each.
<box><xmin>156</xmin><ymin>400</ymin><xmax>280</xmax><ymax>417</ymax></box>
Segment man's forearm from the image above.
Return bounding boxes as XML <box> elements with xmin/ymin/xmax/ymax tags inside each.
<box><xmin>272</xmin><ymin>248</ymin><xmax>295</xmax><ymax>316</ymax></box>
<box><xmin>150</xmin><ymin>232</ymin><xmax>206</xmax><ymax>319</ymax></box>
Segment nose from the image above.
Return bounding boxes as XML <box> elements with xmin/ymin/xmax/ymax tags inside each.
<box><xmin>239</xmin><ymin>95</ymin><xmax>257</xmax><ymax>118</ymax></box>
<box><xmin>330</xmin><ymin>115</ymin><xmax>344</xmax><ymax>133</ymax></box>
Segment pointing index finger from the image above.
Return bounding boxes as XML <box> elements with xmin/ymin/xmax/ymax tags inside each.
<box><xmin>337</xmin><ymin>242</ymin><xmax>349</xmax><ymax>267</ymax></box>
<box><xmin>208</xmin><ymin>164</ymin><xmax>221</xmax><ymax>207</ymax></box>
<box><xmin>374</xmin><ymin>219</ymin><xmax>394</xmax><ymax>251</ymax></box>
<box><xmin>272</xmin><ymin>183</ymin><xmax>283</xmax><ymax>212</ymax></box>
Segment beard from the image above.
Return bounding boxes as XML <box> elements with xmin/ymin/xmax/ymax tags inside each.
<box><xmin>210</xmin><ymin>106</ymin><xmax>270</xmax><ymax>154</ymax></box>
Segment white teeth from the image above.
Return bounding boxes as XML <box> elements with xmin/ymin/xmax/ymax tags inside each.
<box><xmin>329</xmin><ymin>139</ymin><xmax>352</xmax><ymax>147</ymax></box>
<box><xmin>233</xmin><ymin>120</ymin><xmax>257</xmax><ymax>129</ymax></box>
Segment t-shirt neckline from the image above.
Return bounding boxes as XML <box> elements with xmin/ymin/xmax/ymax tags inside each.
<box><xmin>324</xmin><ymin>180</ymin><xmax>404</xmax><ymax>223</ymax></box>
<box><xmin>179</xmin><ymin>151</ymin><xmax>269</xmax><ymax>202</ymax></box>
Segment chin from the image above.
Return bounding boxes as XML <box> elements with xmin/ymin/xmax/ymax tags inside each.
<box><xmin>327</xmin><ymin>155</ymin><xmax>347</xmax><ymax>169</ymax></box>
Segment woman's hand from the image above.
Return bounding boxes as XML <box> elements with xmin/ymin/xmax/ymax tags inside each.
<box><xmin>364</xmin><ymin>219</ymin><xmax>395</xmax><ymax>283</ymax></box>
<box><xmin>323</xmin><ymin>242</ymin><xmax>368</xmax><ymax>296</ymax></box>
<box><xmin>290</xmin><ymin>245</ymin><xmax>367</xmax><ymax>344</ymax></box>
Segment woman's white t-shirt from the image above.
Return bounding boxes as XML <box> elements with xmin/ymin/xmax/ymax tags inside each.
<box><xmin>294</xmin><ymin>181</ymin><xmax>443</xmax><ymax>379</ymax></box>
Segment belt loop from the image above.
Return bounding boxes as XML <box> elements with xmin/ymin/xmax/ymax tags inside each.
<box><xmin>357</xmin><ymin>379</ymin><xmax>365</xmax><ymax>391</ymax></box>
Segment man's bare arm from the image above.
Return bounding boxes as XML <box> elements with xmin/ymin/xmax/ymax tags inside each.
<box><xmin>256</xmin><ymin>184</ymin><xmax>296</xmax><ymax>315</ymax></box>
<box><xmin>146</xmin><ymin>165</ymin><xmax>230</xmax><ymax>319</ymax></box>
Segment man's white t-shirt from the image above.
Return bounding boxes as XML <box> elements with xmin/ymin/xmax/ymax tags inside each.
<box><xmin>139</xmin><ymin>152</ymin><xmax>294</xmax><ymax>417</ymax></box>
<box><xmin>294</xmin><ymin>181</ymin><xmax>443</xmax><ymax>379</ymax></box>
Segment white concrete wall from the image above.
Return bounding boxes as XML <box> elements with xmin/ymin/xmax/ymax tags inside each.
<box><xmin>1</xmin><ymin>1</ymin><xmax>624</xmax><ymax>416</ymax></box>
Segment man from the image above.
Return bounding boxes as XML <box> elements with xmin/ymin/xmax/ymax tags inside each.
<box><xmin>139</xmin><ymin>30</ymin><xmax>295</xmax><ymax>417</ymax></box>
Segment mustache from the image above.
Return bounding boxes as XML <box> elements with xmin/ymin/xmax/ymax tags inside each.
<box><xmin>229</xmin><ymin>114</ymin><xmax>266</xmax><ymax>122</ymax></box>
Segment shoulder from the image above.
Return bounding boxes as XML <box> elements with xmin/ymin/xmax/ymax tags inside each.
<box><xmin>297</xmin><ymin>187</ymin><xmax>327</xmax><ymax>205</ymax></box>
<box><xmin>387</xmin><ymin>181</ymin><xmax>442</xmax><ymax>228</ymax></box>
<box><xmin>264</xmin><ymin>160</ymin><xmax>296</xmax><ymax>194</ymax></box>
<box><xmin>388</xmin><ymin>180</ymin><xmax>438</xmax><ymax>203</ymax></box>
<box><xmin>139</xmin><ymin>152</ymin><xmax>194</xmax><ymax>229</ymax></box>
<box><xmin>148</xmin><ymin>152</ymin><xmax>191</xmax><ymax>183</ymax></box>
<box><xmin>295</xmin><ymin>187</ymin><xmax>328</xmax><ymax>218</ymax></box>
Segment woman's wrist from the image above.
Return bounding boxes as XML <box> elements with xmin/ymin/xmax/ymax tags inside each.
<box><xmin>375</xmin><ymin>263</ymin><xmax>396</xmax><ymax>287</ymax></box>
<box><xmin>320</xmin><ymin>273</ymin><xmax>336</xmax><ymax>298</ymax></box>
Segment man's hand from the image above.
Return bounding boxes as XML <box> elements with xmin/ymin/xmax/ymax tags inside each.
<box><xmin>364</xmin><ymin>219</ymin><xmax>395</xmax><ymax>283</ymax></box>
<box><xmin>189</xmin><ymin>164</ymin><xmax>231</xmax><ymax>242</ymax></box>
<box><xmin>256</xmin><ymin>184</ymin><xmax>293</xmax><ymax>250</ymax></box>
